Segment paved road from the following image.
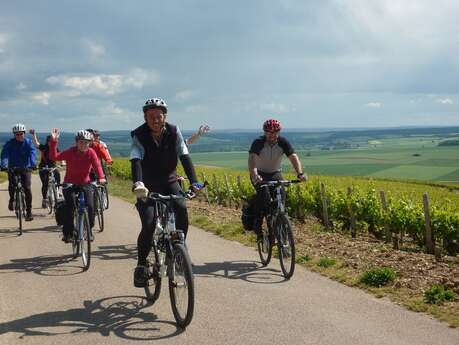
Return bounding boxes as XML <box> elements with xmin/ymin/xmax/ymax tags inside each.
<box><xmin>0</xmin><ymin>175</ymin><xmax>458</xmax><ymax>345</ymax></box>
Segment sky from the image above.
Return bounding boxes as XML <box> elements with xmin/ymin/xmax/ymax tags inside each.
<box><xmin>1</xmin><ymin>0</ymin><xmax>459</xmax><ymax>132</ymax></box>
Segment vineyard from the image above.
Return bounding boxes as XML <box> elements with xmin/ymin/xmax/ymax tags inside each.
<box><xmin>111</xmin><ymin>158</ymin><xmax>459</xmax><ymax>256</ymax></box>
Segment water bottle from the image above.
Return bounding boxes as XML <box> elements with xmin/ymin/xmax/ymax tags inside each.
<box><xmin>154</xmin><ymin>219</ymin><xmax>164</xmax><ymax>242</ymax></box>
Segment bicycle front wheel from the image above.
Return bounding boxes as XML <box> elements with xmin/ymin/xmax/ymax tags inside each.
<box><xmin>96</xmin><ymin>192</ymin><xmax>104</xmax><ymax>232</ymax></box>
<box><xmin>102</xmin><ymin>185</ymin><xmax>109</xmax><ymax>210</ymax></box>
<box><xmin>15</xmin><ymin>190</ymin><xmax>23</xmax><ymax>235</ymax></box>
<box><xmin>257</xmin><ymin>215</ymin><xmax>272</xmax><ymax>266</ymax></box>
<box><xmin>47</xmin><ymin>185</ymin><xmax>55</xmax><ymax>214</ymax></box>
<box><xmin>168</xmin><ymin>243</ymin><xmax>194</xmax><ymax>328</ymax></box>
<box><xmin>144</xmin><ymin>248</ymin><xmax>162</xmax><ymax>303</ymax></box>
<box><xmin>276</xmin><ymin>214</ymin><xmax>295</xmax><ymax>279</ymax></box>
<box><xmin>80</xmin><ymin>211</ymin><xmax>91</xmax><ymax>271</ymax></box>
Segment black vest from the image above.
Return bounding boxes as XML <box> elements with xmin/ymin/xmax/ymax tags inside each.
<box><xmin>131</xmin><ymin>122</ymin><xmax>178</xmax><ymax>187</ymax></box>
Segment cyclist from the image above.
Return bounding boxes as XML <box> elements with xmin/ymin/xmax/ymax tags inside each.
<box><xmin>130</xmin><ymin>97</ymin><xmax>201</xmax><ymax>287</ymax></box>
<box><xmin>0</xmin><ymin>123</ymin><xmax>36</xmax><ymax>221</ymax></box>
<box><xmin>48</xmin><ymin>129</ymin><xmax>106</xmax><ymax>242</ymax></box>
<box><xmin>29</xmin><ymin>129</ymin><xmax>61</xmax><ymax>208</ymax></box>
<box><xmin>86</xmin><ymin>129</ymin><xmax>113</xmax><ymax>179</ymax></box>
<box><xmin>248</xmin><ymin>119</ymin><xmax>307</xmax><ymax>240</ymax></box>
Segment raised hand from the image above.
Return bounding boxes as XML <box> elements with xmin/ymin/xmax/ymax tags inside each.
<box><xmin>50</xmin><ymin>128</ymin><xmax>60</xmax><ymax>140</ymax></box>
<box><xmin>198</xmin><ymin>124</ymin><xmax>210</xmax><ymax>136</ymax></box>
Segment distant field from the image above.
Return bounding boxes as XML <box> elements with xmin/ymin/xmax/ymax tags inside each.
<box><xmin>190</xmin><ymin>139</ymin><xmax>459</xmax><ymax>183</ymax></box>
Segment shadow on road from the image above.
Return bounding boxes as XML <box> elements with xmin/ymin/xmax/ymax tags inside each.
<box><xmin>0</xmin><ymin>224</ymin><xmax>60</xmax><ymax>239</ymax></box>
<box><xmin>92</xmin><ymin>244</ymin><xmax>137</xmax><ymax>261</ymax></box>
<box><xmin>0</xmin><ymin>254</ymin><xmax>84</xmax><ymax>276</ymax></box>
<box><xmin>193</xmin><ymin>260</ymin><xmax>287</xmax><ymax>284</ymax></box>
<box><xmin>0</xmin><ymin>295</ymin><xmax>183</xmax><ymax>341</ymax></box>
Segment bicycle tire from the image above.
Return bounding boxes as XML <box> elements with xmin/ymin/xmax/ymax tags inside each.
<box><xmin>16</xmin><ymin>189</ymin><xmax>23</xmax><ymax>235</ymax></box>
<box><xmin>276</xmin><ymin>214</ymin><xmax>295</xmax><ymax>279</ymax></box>
<box><xmin>95</xmin><ymin>191</ymin><xmax>105</xmax><ymax>232</ymax></box>
<box><xmin>47</xmin><ymin>184</ymin><xmax>54</xmax><ymax>214</ymax></box>
<box><xmin>102</xmin><ymin>185</ymin><xmax>109</xmax><ymax>210</ymax></box>
<box><xmin>80</xmin><ymin>210</ymin><xmax>91</xmax><ymax>271</ymax></box>
<box><xmin>144</xmin><ymin>248</ymin><xmax>162</xmax><ymax>303</ymax></box>
<box><xmin>72</xmin><ymin>213</ymin><xmax>80</xmax><ymax>258</ymax></box>
<box><xmin>168</xmin><ymin>243</ymin><xmax>194</xmax><ymax>328</ymax></box>
<box><xmin>257</xmin><ymin>215</ymin><xmax>272</xmax><ymax>266</ymax></box>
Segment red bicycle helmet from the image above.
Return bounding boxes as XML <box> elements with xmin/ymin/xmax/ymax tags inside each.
<box><xmin>263</xmin><ymin>119</ymin><xmax>281</xmax><ymax>132</ymax></box>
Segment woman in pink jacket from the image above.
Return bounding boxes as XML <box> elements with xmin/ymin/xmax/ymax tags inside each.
<box><xmin>49</xmin><ymin>128</ymin><xmax>106</xmax><ymax>242</ymax></box>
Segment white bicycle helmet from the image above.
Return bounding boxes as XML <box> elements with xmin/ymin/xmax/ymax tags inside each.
<box><xmin>75</xmin><ymin>130</ymin><xmax>93</xmax><ymax>141</ymax></box>
<box><xmin>143</xmin><ymin>98</ymin><xmax>168</xmax><ymax>114</ymax></box>
<box><xmin>12</xmin><ymin>123</ymin><xmax>26</xmax><ymax>133</ymax></box>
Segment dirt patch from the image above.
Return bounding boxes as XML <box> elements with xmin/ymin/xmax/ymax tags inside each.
<box><xmin>188</xmin><ymin>198</ymin><xmax>459</xmax><ymax>325</ymax></box>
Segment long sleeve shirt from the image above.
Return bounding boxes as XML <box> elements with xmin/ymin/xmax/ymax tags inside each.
<box><xmin>49</xmin><ymin>139</ymin><xmax>104</xmax><ymax>185</ymax></box>
<box><xmin>0</xmin><ymin>137</ymin><xmax>36</xmax><ymax>169</ymax></box>
<box><xmin>91</xmin><ymin>141</ymin><xmax>113</xmax><ymax>165</ymax></box>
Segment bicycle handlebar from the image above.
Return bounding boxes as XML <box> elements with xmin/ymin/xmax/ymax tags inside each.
<box><xmin>256</xmin><ymin>179</ymin><xmax>302</xmax><ymax>188</ymax></box>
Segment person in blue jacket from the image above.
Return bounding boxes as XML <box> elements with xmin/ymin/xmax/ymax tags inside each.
<box><xmin>0</xmin><ymin>123</ymin><xmax>36</xmax><ymax>221</ymax></box>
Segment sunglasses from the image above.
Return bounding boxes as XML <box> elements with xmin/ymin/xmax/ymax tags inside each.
<box><xmin>14</xmin><ymin>132</ymin><xmax>25</xmax><ymax>136</ymax></box>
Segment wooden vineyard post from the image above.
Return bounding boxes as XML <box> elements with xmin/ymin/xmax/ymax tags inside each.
<box><xmin>201</xmin><ymin>172</ymin><xmax>210</xmax><ymax>204</ymax></box>
<box><xmin>236</xmin><ymin>176</ymin><xmax>242</xmax><ymax>209</ymax></box>
<box><xmin>423</xmin><ymin>193</ymin><xmax>435</xmax><ymax>255</ymax></box>
<box><xmin>347</xmin><ymin>187</ymin><xmax>356</xmax><ymax>238</ymax></box>
<box><xmin>212</xmin><ymin>173</ymin><xmax>219</xmax><ymax>204</ymax></box>
<box><xmin>224</xmin><ymin>174</ymin><xmax>232</xmax><ymax>208</ymax></box>
<box><xmin>379</xmin><ymin>191</ymin><xmax>394</xmax><ymax>246</ymax></box>
<box><xmin>320</xmin><ymin>183</ymin><xmax>330</xmax><ymax>228</ymax></box>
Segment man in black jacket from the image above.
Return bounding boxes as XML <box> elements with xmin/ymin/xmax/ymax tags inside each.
<box><xmin>130</xmin><ymin>98</ymin><xmax>200</xmax><ymax>287</ymax></box>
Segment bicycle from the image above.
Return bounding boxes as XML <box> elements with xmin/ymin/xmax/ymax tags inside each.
<box><xmin>91</xmin><ymin>181</ymin><xmax>105</xmax><ymax>232</ymax></box>
<box><xmin>40</xmin><ymin>166</ymin><xmax>60</xmax><ymax>215</ymax></box>
<box><xmin>256</xmin><ymin>180</ymin><xmax>301</xmax><ymax>279</ymax></box>
<box><xmin>64</xmin><ymin>184</ymin><xmax>93</xmax><ymax>271</ymax></box>
<box><xmin>142</xmin><ymin>189</ymin><xmax>197</xmax><ymax>328</ymax></box>
<box><xmin>8</xmin><ymin>168</ymin><xmax>27</xmax><ymax>235</ymax></box>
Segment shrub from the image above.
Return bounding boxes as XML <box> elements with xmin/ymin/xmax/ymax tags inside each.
<box><xmin>296</xmin><ymin>254</ymin><xmax>311</xmax><ymax>264</ymax></box>
<box><xmin>360</xmin><ymin>267</ymin><xmax>396</xmax><ymax>287</ymax></box>
<box><xmin>317</xmin><ymin>257</ymin><xmax>336</xmax><ymax>268</ymax></box>
<box><xmin>424</xmin><ymin>284</ymin><xmax>456</xmax><ymax>305</ymax></box>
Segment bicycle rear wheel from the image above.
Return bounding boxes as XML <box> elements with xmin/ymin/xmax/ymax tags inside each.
<box><xmin>276</xmin><ymin>214</ymin><xmax>295</xmax><ymax>279</ymax></box>
<box><xmin>80</xmin><ymin>211</ymin><xmax>91</xmax><ymax>271</ymax></box>
<box><xmin>168</xmin><ymin>243</ymin><xmax>194</xmax><ymax>328</ymax></box>
<box><xmin>257</xmin><ymin>215</ymin><xmax>272</xmax><ymax>266</ymax></box>
<box><xmin>144</xmin><ymin>247</ymin><xmax>162</xmax><ymax>303</ymax></box>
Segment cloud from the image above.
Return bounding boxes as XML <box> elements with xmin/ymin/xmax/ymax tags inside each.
<box><xmin>16</xmin><ymin>82</ymin><xmax>26</xmax><ymax>90</ymax></box>
<box><xmin>81</xmin><ymin>38</ymin><xmax>106</xmax><ymax>59</ymax></box>
<box><xmin>365</xmin><ymin>102</ymin><xmax>382</xmax><ymax>108</ymax></box>
<box><xmin>174</xmin><ymin>90</ymin><xmax>194</xmax><ymax>102</ymax></box>
<box><xmin>437</xmin><ymin>98</ymin><xmax>453</xmax><ymax>104</ymax></box>
<box><xmin>0</xmin><ymin>33</ymin><xmax>7</xmax><ymax>53</ymax></box>
<box><xmin>32</xmin><ymin>92</ymin><xmax>51</xmax><ymax>105</ymax></box>
<box><xmin>45</xmin><ymin>69</ymin><xmax>159</xmax><ymax>96</ymax></box>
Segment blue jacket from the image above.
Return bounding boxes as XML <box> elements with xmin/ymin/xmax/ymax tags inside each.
<box><xmin>1</xmin><ymin>137</ymin><xmax>37</xmax><ymax>169</ymax></box>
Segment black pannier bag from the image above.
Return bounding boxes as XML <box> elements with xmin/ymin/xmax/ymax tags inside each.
<box><xmin>241</xmin><ymin>197</ymin><xmax>256</xmax><ymax>231</ymax></box>
<box><xmin>55</xmin><ymin>199</ymin><xmax>66</xmax><ymax>226</ymax></box>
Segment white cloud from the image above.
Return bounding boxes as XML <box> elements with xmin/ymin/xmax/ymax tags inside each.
<box><xmin>365</xmin><ymin>102</ymin><xmax>382</xmax><ymax>108</ymax></box>
<box><xmin>260</xmin><ymin>103</ymin><xmax>292</xmax><ymax>113</ymax></box>
<box><xmin>0</xmin><ymin>33</ymin><xmax>7</xmax><ymax>53</ymax></box>
<box><xmin>437</xmin><ymin>98</ymin><xmax>453</xmax><ymax>104</ymax></box>
<box><xmin>174</xmin><ymin>90</ymin><xmax>194</xmax><ymax>102</ymax></box>
<box><xmin>184</xmin><ymin>105</ymin><xmax>207</xmax><ymax>113</ymax></box>
<box><xmin>16</xmin><ymin>82</ymin><xmax>27</xmax><ymax>90</ymax></box>
<box><xmin>32</xmin><ymin>92</ymin><xmax>51</xmax><ymax>105</ymax></box>
<box><xmin>81</xmin><ymin>38</ymin><xmax>106</xmax><ymax>58</ymax></box>
<box><xmin>45</xmin><ymin>69</ymin><xmax>159</xmax><ymax>96</ymax></box>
